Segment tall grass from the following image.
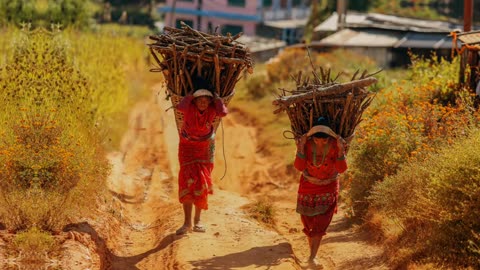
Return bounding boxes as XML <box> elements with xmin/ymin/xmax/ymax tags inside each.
<box><xmin>0</xmin><ymin>28</ymin><xmax>110</xmax><ymax>232</ymax></box>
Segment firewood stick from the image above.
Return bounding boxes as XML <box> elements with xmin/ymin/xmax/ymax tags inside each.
<box><xmin>273</xmin><ymin>77</ymin><xmax>377</xmax><ymax>110</ymax></box>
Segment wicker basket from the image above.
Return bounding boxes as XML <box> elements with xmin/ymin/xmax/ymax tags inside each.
<box><xmin>168</xmin><ymin>89</ymin><xmax>235</xmax><ymax>135</ymax></box>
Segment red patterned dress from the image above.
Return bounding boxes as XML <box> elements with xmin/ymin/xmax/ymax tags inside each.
<box><xmin>294</xmin><ymin>138</ymin><xmax>347</xmax><ymax>237</ymax></box>
<box><xmin>176</xmin><ymin>95</ymin><xmax>227</xmax><ymax>209</ymax></box>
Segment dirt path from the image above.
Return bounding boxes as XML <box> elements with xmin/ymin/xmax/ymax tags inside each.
<box><xmin>100</xmin><ymin>84</ymin><xmax>388</xmax><ymax>269</ymax></box>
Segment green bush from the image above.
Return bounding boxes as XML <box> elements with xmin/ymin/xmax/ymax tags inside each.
<box><xmin>0</xmin><ymin>0</ymin><xmax>96</xmax><ymax>28</ymax></box>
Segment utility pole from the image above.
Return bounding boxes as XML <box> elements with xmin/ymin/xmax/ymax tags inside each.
<box><xmin>336</xmin><ymin>0</ymin><xmax>348</xmax><ymax>30</ymax></box>
<box><xmin>464</xmin><ymin>0</ymin><xmax>473</xmax><ymax>31</ymax></box>
<box><xmin>460</xmin><ymin>0</ymin><xmax>476</xmax><ymax>88</ymax></box>
<box><xmin>170</xmin><ymin>0</ymin><xmax>177</xmax><ymax>27</ymax></box>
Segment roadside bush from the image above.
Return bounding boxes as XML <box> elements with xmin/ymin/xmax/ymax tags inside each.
<box><xmin>13</xmin><ymin>227</ymin><xmax>55</xmax><ymax>260</ymax></box>
<box><xmin>244</xmin><ymin>199</ymin><xmax>277</xmax><ymax>228</ymax></box>
<box><xmin>345</xmin><ymin>54</ymin><xmax>478</xmax><ymax>219</ymax></box>
<box><xmin>370</xmin><ymin>130</ymin><xmax>480</xmax><ymax>268</ymax></box>
<box><xmin>0</xmin><ymin>29</ymin><xmax>112</xmax><ymax>232</ymax></box>
<box><xmin>244</xmin><ymin>73</ymin><xmax>274</xmax><ymax>99</ymax></box>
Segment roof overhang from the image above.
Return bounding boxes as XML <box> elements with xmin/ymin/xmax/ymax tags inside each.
<box><xmin>457</xmin><ymin>30</ymin><xmax>480</xmax><ymax>45</ymax></box>
<box><xmin>263</xmin><ymin>19</ymin><xmax>308</xmax><ymax>29</ymax></box>
<box><xmin>159</xmin><ymin>6</ymin><xmax>260</xmax><ymax>22</ymax></box>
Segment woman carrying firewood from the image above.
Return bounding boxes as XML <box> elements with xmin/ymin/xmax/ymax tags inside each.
<box><xmin>175</xmin><ymin>77</ymin><xmax>228</xmax><ymax>235</ymax></box>
<box><xmin>294</xmin><ymin>117</ymin><xmax>347</xmax><ymax>267</ymax></box>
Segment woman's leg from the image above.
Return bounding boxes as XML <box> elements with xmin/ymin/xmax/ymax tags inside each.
<box><xmin>194</xmin><ymin>205</ymin><xmax>202</xmax><ymax>225</ymax></box>
<box><xmin>183</xmin><ymin>202</ymin><xmax>193</xmax><ymax>227</ymax></box>
<box><xmin>193</xmin><ymin>205</ymin><xmax>206</xmax><ymax>232</ymax></box>
<box><xmin>308</xmin><ymin>235</ymin><xmax>323</xmax><ymax>262</ymax></box>
<box><xmin>176</xmin><ymin>202</ymin><xmax>193</xmax><ymax>234</ymax></box>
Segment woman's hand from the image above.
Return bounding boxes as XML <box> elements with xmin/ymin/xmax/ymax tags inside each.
<box><xmin>336</xmin><ymin>136</ymin><xmax>346</xmax><ymax>157</ymax></box>
<box><xmin>296</xmin><ymin>134</ymin><xmax>307</xmax><ymax>154</ymax></box>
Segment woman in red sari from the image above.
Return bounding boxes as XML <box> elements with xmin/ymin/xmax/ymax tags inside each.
<box><xmin>294</xmin><ymin>117</ymin><xmax>347</xmax><ymax>267</ymax></box>
<box><xmin>175</xmin><ymin>80</ymin><xmax>228</xmax><ymax>235</ymax></box>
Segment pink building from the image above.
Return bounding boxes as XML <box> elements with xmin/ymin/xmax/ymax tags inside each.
<box><xmin>161</xmin><ymin>0</ymin><xmax>311</xmax><ymax>44</ymax></box>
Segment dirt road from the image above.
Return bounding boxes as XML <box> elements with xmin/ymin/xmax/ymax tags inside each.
<box><xmin>62</xmin><ymin>84</ymin><xmax>388</xmax><ymax>270</ymax></box>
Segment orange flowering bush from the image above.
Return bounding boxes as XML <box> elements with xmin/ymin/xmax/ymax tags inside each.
<box><xmin>346</xmin><ymin>54</ymin><xmax>478</xmax><ymax>218</ymax></box>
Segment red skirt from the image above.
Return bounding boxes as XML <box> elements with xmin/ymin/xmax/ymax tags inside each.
<box><xmin>300</xmin><ymin>201</ymin><xmax>336</xmax><ymax>237</ymax></box>
<box><xmin>297</xmin><ymin>176</ymin><xmax>338</xmax><ymax>237</ymax></box>
<box><xmin>178</xmin><ymin>136</ymin><xmax>215</xmax><ymax>210</ymax></box>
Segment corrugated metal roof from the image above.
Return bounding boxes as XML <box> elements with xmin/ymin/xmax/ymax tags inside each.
<box><xmin>457</xmin><ymin>30</ymin><xmax>480</xmax><ymax>45</ymax></box>
<box><xmin>263</xmin><ymin>19</ymin><xmax>308</xmax><ymax>29</ymax></box>
<box><xmin>314</xmin><ymin>11</ymin><xmax>462</xmax><ymax>33</ymax></box>
<box><xmin>314</xmin><ymin>12</ymin><xmax>367</xmax><ymax>32</ymax></box>
<box><xmin>394</xmin><ymin>32</ymin><xmax>458</xmax><ymax>49</ymax></box>
<box><xmin>313</xmin><ymin>29</ymin><xmax>459</xmax><ymax>49</ymax></box>
<box><xmin>316</xmin><ymin>29</ymin><xmax>403</xmax><ymax>47</ymax></box>
<box><xmin>236</xmin><ymin>36</ymin><xmax>286</xmax><ymax>52</ymax></box>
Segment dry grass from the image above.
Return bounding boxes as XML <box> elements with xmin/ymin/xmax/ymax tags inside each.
<box><xmin>243</xmin><ymin>199</ymin><xmax>277</xmax><ymax>228</ymax></box>
<box><xmin>12</xmin><ymin>227</ymin><xmax>56</xmax><ymax>263</ymax></box>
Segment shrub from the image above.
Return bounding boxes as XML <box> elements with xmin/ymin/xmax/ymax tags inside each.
<box><xmin>370</xmin><ymin>129</ymin><xmax>480</xmax><ymax>268</ymax></box>
<box><xmin>13</xmin><ymin>227</ymin><xmax>55</xmax><ymax>259</ymax></box>
<box><xmin>0</xmin><ymin>29</ymin><xmax>115</xmax><ymax>232</ymax></box>
<box><xmin>244</xmin><ymin>72</ymin><xmax>274</xmax><ymax>99</ymax></box>
<box><xmin>244</xmin><ymin>199</ymin><xmax>277</xmax><ymax>227</ymax></box>
<box><xmin>345</xmin><ymin>54</ymin><xmax>478</xmax><ymax>219</ymax></box>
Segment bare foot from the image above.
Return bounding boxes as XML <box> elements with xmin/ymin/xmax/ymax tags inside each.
<box><xmin>175</xmin><ymin>225</ymin><xmax>191</xmax><ymax>235</ymax></box>
<box><xmin>193</xmin><ymin>224</ymin><xmax>206</xmax><ymax>233</ymax></box>
<box><xmin>307</xmin><ymin>258</ymin><xmax>323</xmax><ymax>269</ymax></box>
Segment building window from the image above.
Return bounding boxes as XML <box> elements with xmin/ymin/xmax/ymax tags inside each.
<box><xmin>222</xmin><ymin>24</ymin><xmax>243</xmax><ymax>36</ymax></box>
<box><xmin>176</xmin><ymin>19</ymin><xmax>193</xmax><ymax>28</ymax></box>
<box><xmin>179</xmin><ymin>0</ymin><xmax>194</xmax><ymax>2</ymax></box>
<box><xmin>263</xmin><ymin>0</ymin><xmax>272</xmax><ymax>7</ymax></box>
<box><xmin>228</xmin><ymin>0</ymin><xmax>246</xmax><ymax>7</ymax></box>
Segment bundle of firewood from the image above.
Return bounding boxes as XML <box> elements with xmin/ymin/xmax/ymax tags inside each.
<box><xmin>273</xmin><ymin>67</ymin><xmax>378</xmax><ymax>141</ymax></box>
<box><xmin>148</xmin><ymin>21</ymin><xmax>253</xmax><ymax>98</ymax></box>
<box><xmin>148</xmin><ymin>22</ymin><xmax>253</xmax><ymax>134</ymax></box>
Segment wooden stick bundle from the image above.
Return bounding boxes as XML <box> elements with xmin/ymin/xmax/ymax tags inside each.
<box><xmin>273</xmin><ymin>67</ymin><xmax>378</xmax><ymax>140</ymax></box>
<box><xmin>148</xmin><ymin>22</ymin><xmax>253</xmax><ymax>98</ymax></box>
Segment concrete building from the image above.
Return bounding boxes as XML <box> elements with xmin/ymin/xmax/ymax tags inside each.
<box><xmin>159</xmin><ymin>0</ymin><xmax>311</xmax><ymax>44</ymax></box>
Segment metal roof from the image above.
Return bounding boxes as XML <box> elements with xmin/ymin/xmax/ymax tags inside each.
<box><xmin>457</xmin><ymin>30</ymin><xmax>480</xmax><ymax>45</ymax></box>
<box><xmin>236</xmin><ymin>35</ymin><xmax>286</xmax><ymax>52</ymax></box>
<box><xmin>394</xmin><ymin>32</ymin><xmax>459</xmax><ymax>49</ymax></box>
<box><xmin>315</xmin><ymin>12</ymin><xmax>462</xmax><ymax>33</ymax></box>
<box><xmin>263</xmin><ymin>19</ymin><xmax>308</xmax><ymax>29</ymax></box>
<box><xmin>313</xmin><ymin>29</ymin><xmax>459</xmax><ymax>49</ymax></box>
<box><xmin>314</xmin><ymin>12</ymin><xmax>367</xmax><ymax>32</ymax></box>
<box><xmin>315</xmin><ymin>29</ymin><xmax>403</xmax><ymax>47</ymax></box>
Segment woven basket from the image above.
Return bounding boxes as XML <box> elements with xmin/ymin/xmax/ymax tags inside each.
<box><xmin>168</xmin><ymin>89</ymin><xmax>235</xmax><ymax>135</ymax></box>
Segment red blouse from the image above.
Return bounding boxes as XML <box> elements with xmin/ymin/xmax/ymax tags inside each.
<box><xmin>294</xmin><ymin>138</ymin><xmax>347</xmax><ymax>179</ymax></box>
<box><xmin>177</xmin><ymin>95</ymin><xmax>228</xmax><ymax>140</ymax></box>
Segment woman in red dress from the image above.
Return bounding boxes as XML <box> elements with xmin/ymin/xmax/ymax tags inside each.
<box><xmin>294</xmin><ymin>117</ymin><xmax>347</xmax><ymax>267</ymax></box>
<box><xmin>175</xmin><ymin>81</ymin><xmax>228</xmax><ymax>235</ymax></box>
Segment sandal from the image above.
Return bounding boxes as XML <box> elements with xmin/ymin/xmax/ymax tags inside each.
<box><xmin>175</xmin><ymin>225</ymin><xmax>191</xmax><ymax>235</ymax></box>
<box><xmin>193</xmin><ymin>224</ymin><xmax>206</xmax><ymax>233</ymax></box>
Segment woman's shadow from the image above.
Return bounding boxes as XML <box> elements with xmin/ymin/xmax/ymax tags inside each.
<box><xmin>64</xmin><ymin>222</ymin><xmax>178</xmax><ymax>270</ymax></box>
<box><xmin>189</xmin><ymin>242</ymin><xmax>295</xmax><ymax>270</ymax></box>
